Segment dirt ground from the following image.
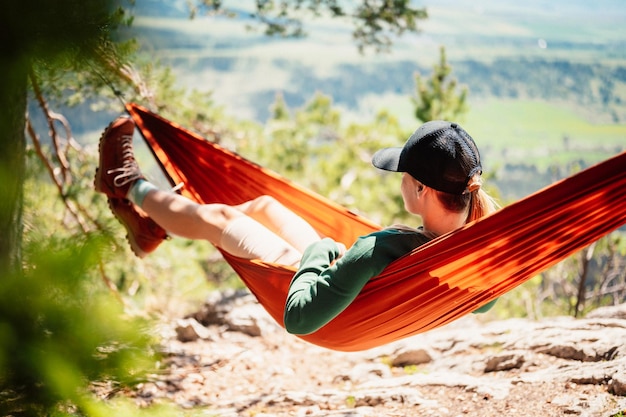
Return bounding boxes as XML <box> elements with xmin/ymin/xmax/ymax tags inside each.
<box><xmin>104</xmin><ymin>300</ymin><xmax>626</xmax><ymax>417</ymax></box>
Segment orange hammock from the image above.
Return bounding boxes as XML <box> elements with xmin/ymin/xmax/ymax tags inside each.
<box><xmin>126</xmin><ymin>102</ymin><xmax>626</xmax><ymax>352</ymax></box>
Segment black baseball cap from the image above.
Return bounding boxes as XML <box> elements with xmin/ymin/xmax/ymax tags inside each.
<box><xmin>372</xmin><ymin>121</ymin><xmax>482</xmax><ymax>195</ymax></box>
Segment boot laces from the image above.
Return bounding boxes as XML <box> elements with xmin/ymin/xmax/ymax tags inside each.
<box><xmin>107</xmin><ymin>135</ymin><xmax>142</xmax><ymax>187</ymax></box>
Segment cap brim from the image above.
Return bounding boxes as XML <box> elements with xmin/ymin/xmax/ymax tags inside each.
<box><xmin>372</xmin><ymin>147</ymin><xmax>403</xmax><ymax>172</ymax></box>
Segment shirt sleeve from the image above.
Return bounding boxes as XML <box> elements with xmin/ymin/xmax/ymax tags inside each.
<box><xmin>283</xmin><ymin>231</ymin><xmax>426</xmax><ymax>335</ymax></box>
<box><xmin>471</xmin><ymin>298</ymin><xmax>498</xmax><ymax>313</ymax></box>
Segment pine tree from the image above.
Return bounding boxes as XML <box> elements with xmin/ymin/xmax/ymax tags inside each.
<box><xmin>413</xmin><ymin>46</ymin><xmax>469</xmax><ymax>122</ymax></box>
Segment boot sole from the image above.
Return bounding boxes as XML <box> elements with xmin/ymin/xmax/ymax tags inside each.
<box><xmin>93</xmin><ymin>120</ymin><xmax>114</xmax><ymax>195</ymax></box>
<box><xmin>106</xmin><ymin>198</ymin><xmax>148</xmax><ymax>258</ymax></box>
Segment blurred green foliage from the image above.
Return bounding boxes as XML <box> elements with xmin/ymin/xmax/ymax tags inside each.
<box><xmin>0</xmin><ymin>226</ymin><xmax>156</xmax><ymax>415</ymax></box>
<box><xmin>413</xmin><ymin>46</ymin><xmax>469</xmax><ymax>123</ymax></box>
<box><xmin>191</xmin><ymin>0</ymin><xmax>428</xmax><ymax>53</ymax></box>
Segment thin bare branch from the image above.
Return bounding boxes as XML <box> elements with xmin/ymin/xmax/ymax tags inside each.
<box><xmin>25</xmin><ymin>118</ymin><xmax>90</xmax><ymax>231</ymax></box>
<box><xmin>29</xmin><ymin>69</ymin><xmax>73</xmax><ymax>185</ymax></box>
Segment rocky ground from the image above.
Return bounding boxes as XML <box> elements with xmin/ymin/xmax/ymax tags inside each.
<box><xmin>112</xmin><ymin>291</ymin><xmax>626</xmax><ymax>417</ymax></box>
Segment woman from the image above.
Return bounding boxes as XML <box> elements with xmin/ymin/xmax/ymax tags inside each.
<box><xmin>95</xmin><ymin>116</ymin><xmax>499</xmax><ymax>335</ymax></box>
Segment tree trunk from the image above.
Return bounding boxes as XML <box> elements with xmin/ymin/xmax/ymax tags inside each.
<box><xmin>0</xmin><ymin>56</ymin><xmax>28</xmax><ymax>275</ymax></box>
<box><xmin>574</xmin><ymin>243</ymin><xmax>596</xmax><ymax>318</ymax></box>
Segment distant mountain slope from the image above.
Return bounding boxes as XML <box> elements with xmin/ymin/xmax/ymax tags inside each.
<box><xmin>128</xmin><ymin>2</ymin><xmax>626</xmax><ymax>124</ymax></box>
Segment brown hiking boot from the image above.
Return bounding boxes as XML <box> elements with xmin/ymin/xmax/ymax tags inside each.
<box><xmin>108</xmin><ymin>198</ymin><xmax>168</xmax><ymax>258</ymax></box>
<box><xmin>94</xmin><ymin>116</ymin><xmax>144</xmax><ymax>199</ymax></box>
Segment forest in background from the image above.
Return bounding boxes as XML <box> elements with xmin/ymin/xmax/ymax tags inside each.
<box><xmin>52</xmin><ymin>0</ymin><xmax>626</xmax><ymax>201</ymax></box>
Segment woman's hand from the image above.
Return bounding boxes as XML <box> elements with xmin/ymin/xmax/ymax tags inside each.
<box><xmin>335</xmin><ymin>242</ymin><xmax>347</xmax><ymax>259</ymax></box>
<box><xmin>326</xmin><ymin>240</ymin><xmax>347</xmax><ymax>266</ymax></box>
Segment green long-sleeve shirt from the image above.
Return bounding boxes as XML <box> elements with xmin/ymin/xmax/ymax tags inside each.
<box><xmin>283</xmin><ymin>227</ymin><xmax>497</xmax><ymax>335</ymax></box>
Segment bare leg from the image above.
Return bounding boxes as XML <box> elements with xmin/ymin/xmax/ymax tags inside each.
<box><xmin>140</xmin><ymin>190</ymin><xmax>304</xmax><ymax>265</ymax></box>
<box><xmin>141</xmin><ymin>188</ymin><xmax>238</xmax><ymax>244</ymax></box>
<box><xmin>234</xmin><ymin>195</ymin><xmax>321</xmax><ymax>253</ymax></box>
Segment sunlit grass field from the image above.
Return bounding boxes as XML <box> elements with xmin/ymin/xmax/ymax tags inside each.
<box><xmin>347</xmin><ymin>93</ymin><xmax>625</xmax><ymax>171</ymax></box>
<box><xmin>463</xmin><ymin>100</ymin><xmax>626</xmax><ymax>169</ymax></box>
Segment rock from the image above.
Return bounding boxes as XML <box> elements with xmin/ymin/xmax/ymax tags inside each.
<box><xmin>361</xmin><ymin>372</ymin><xmax>512</xmax><ymax>401</ymax></box>
<box><xmin>484</xmin><ymin>352</ymin><xmax>525</xmax><ymax>372</ymax></box>
<box><xmin>190</xmin><ymin>289</ymin><xmax>254</xmax><ymax>324</ymax></box>
<box><xmin>504</xmin><ymin>317</ymin><xmax>626</xmax><ymax>362</ymax></box>
<box><xmin>609</xmin><ymin>375</ymin><xmax>626</xmax><ymax>396</ymax></box>
<box><xmin>390</xmin><ymin>347</ymin><xmax>433</xmax><ymax>367</ymax></box>
<box><xmin>175</xmin><ymin>318</ymin><xmax>212</xmax><ymax>342</ymax></box>
<box><xmin>350</xmin><ymin>387</ymin><xmax>432</xmax><ymax>408</ymax></box>
<box><xmin>340</xmin><ymin>363</ymin><xmax>392</xmax><ymax>383</ymax></box>
<box><xmin>586</xmin><ymin>304</ymin><xmax>626</xmax><ymax>320</ymax></box>
<box><xmin>223</xmin><ymin>304</ymin><xmax>263</xmax><ymax>337</ymax></box>
<box><xmin>188</xmin><ymin>289</ymin><xmax>278</xmax><ymax>337</ymax></box>
<box><xmin>550</xmin><ymin>392</ymin><xmax>618</xmax><ymax>416</ymax></box>
<box><xmin>115</xmin><ymin>299</ymin><xmax>626</xmax><ymax>417</ymax></box>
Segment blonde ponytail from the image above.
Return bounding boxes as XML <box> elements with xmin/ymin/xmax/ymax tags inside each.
<box><xmin>464</xmin><ymin>173</ymin><xmax>498</xmax><ymax>222</ymax></box>
<box><xmin>435</xmin><ymin>173</ymin><xmax>499</xmax><ymax>223</ymax></box>
<box><xmin>466</xmin><ymin>188</ymin><xmax>499</xmax><ymax>223</ymax></box>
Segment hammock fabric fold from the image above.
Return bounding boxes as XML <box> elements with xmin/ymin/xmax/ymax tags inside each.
<box><xmin>126</xmin><ymin>102</ymin><xmax>626</xmax><ymax>352</ymax></box>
